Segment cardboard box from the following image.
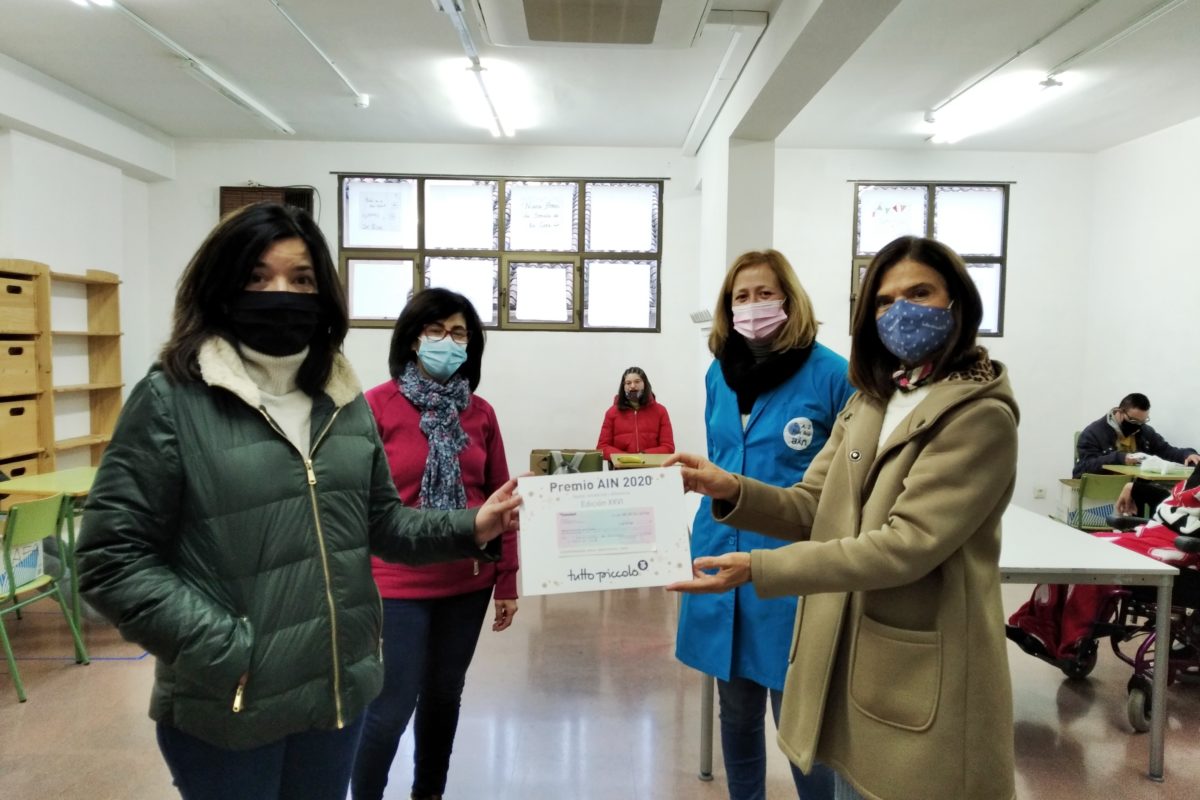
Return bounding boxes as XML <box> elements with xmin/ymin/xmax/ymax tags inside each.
<box><xmin>529</xmin><ymin>449</ymin><xmax>605</xmax><ymax>476</ymax></box>
<box><xmin>1054</xmin><ymin>478</ymin><xmax>1116</xmax><ymax>529</ymax></box>
<box><xmin>0</xmin><ymin>539</ymin><xmax>43</xmax><ymax>596</ymax></box>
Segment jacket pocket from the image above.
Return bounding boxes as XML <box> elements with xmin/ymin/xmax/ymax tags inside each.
<box><xmin>848</xmin><ymin>614</ymin><xmax>941</xmax><ymax>731</ymax></box>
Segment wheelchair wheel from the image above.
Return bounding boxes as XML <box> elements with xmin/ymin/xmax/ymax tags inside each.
<box><xmin>1061</xmin><ymin>641</ymin><xmax>1098</xmax><ymax>680</ymax></box>
<box><xmin>1127</xmin><ymin>679</ymin><xmax>1152</xmax><ymax>733</ymax></box>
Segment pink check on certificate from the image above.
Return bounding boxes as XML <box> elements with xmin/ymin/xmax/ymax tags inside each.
<box><xmin>517</xmin><ymin>466</ymin><xmax>693</xmax><ymax>596</ymax></box>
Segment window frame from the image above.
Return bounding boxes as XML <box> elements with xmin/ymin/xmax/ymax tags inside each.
<box><xmin>850</xmin><ymin>181</ymin><xmax>1009</xmax><ymax>337</ymax></box>
<box><xmin>337</xmin><ymin>173</ymin><xmax>664</xmax><ymax>332</ymax></box>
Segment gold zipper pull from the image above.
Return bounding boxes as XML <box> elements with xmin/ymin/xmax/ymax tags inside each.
<box><xmin>233</xmin><ymin>683</ymin><xmax>246</xmax><ymax>713</ymax></box>
<box><xmin>304</xmin><ymin>459</ymin><xmax>317</xmax><ymax>486</ymax></box>
<box><xmin>473</xmin><ymin>559</ymin><xmax>480</xmax><ymax>576</ymax></box>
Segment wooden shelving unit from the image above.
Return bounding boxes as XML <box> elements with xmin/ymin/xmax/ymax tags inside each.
<box><xmin>0</xmin><ymin>259</ymin><xmax>53</xmax><ymax>507</ymax></box>
<box><xmin>0</xmin><ymin>260</ymin><xmax>123</xmax><ymax>504</ymax></box>
<box><xmin>49</xmin><ymin>269</ymin><xmax>123</xmax><ymax>465</ymax></box>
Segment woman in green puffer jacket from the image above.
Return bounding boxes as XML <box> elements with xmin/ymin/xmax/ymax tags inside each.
<box><xmin>76</xmin><ymin>202</ymin><xmax>520</xmax><ymax>800</ymax></box>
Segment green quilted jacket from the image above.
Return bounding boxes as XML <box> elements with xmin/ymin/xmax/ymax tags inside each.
<box><xmin>77</xmin><ymin>337</ymin><xmax>491</xmax><ymax>750</ymax></box>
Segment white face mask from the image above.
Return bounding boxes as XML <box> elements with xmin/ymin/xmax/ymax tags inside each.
<box><xmin>732</xmin><ymin>300</ymin><xmax>787</xmax><ymax>341</ymax></box>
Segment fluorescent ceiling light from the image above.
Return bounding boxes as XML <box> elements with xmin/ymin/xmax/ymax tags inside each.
<box><xmin>268</xmin><ymin>0</ymin><xmax>368</xmax><ymax>110</ymax></box>
<box><xmin>682</xmin><ymin>10</ymin><xmax>768</xmax><ymax>157</ymax></box>
<box><xmin>923</xmin><ymin>0</ymin><xmax>1187</xmax><ymax>145</ymax></box>
<box><xmin>441</xmin><ymin>57</ymin><xmax>533</xmax><ymax>138</ymax></box>
<box><xmin>470</xmin><ymin>65</ymin><xmax>505</xmax><ymax>137</ymax></box>
<box><xmin>181</xmin><ymin>59</ymin><xmax>296</xmax><ymax>136</ymax></box>
<box><xmin>77</xmin><ymin>0</ymin><xmax>294</xmax><ymax>135</ymax></box>
<box><xmin>432</xmin><ymin>0</ymin><xmax>524</xmax><ymax>138</ymax></box>
<box><xmin>925</xmin><ymin>70</ymin><xmax>1067</xmax><ymax>144</ymax></box>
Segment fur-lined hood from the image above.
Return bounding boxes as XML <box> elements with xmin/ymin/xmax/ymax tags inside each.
<box><xmin>196</xmin><ymin>336</ymin><xmax>362</xmax><ymax>409</ymax></box>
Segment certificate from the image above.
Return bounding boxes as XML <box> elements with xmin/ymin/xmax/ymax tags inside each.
<box><xmin>517</xmin><ymin>466</ymin><xmax>692</xmax><ymax>596</ymax></box>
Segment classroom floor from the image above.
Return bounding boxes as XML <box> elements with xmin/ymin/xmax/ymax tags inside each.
<box><xmin>1</xmin><ymin>584</ymin><xmax>1198</xmax><ymax>799</ymax></box>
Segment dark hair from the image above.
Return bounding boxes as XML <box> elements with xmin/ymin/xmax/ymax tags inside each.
<box><xmin>1119</xmin><ymin>393</ymin><xmax>1150</xmax><ymax>412</ymax></box>
<box><xmin>616</xmin><ymin>366</ymin><xmax>653</xmax><ymax>410</ymax></box>
<box><xmin>849</xmin><ymin>236</ymin><xmax>983</xmax><ymax>400</ymax></box>
<box><xmin>388</xmin><ymin>288</ymin><xmax>485</xmax><ymax>390</ymax></box>
<box><xmin>160</xmin><ymin>203</ymin><xmax>348</xmax><ymax>395</ymax></box>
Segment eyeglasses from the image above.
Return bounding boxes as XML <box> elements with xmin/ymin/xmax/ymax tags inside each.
<box><xmin>422</xmin><ymin>323</ymin><xmax>470</xmax><ymax>345</ymax></box>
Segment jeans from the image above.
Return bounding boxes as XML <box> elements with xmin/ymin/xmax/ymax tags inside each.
<box><xmin>718</xmin><ymin>675</ymin><xmax>835</xmax><ymax>800</ymax></box>
<box><xmin>156</xmin><ymin>715</ymin><xmax>364</xmax><ymax>800</ymax></box>
<box><xmin>832</xmin><ymin>769</ymin><xmax>867</xmax><ymax>800</ymax></box>
<box><xmin>351</xmin><ymin>587</ymin><xmax>493</xmax><ymax>800</ymax></box>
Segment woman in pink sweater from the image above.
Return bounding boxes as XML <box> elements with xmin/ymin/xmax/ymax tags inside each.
<box><xmin>351</xmin><ymin>289</ymin><xmax>518</xmax><ymax>800</ymax></box>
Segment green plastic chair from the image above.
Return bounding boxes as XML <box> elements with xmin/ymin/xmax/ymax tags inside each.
<box><xmin>0</xmin><ymin>493</ymin><xmax>89</xmax><ymax>702</ymax></box>
<box><xmin>1074</xmin><ymin>474</ymin><xmax>1132</xmax><ymax>531</ymax></box>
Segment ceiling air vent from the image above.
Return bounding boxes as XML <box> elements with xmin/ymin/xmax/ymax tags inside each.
<box><xmin>471</xmin><ymin>0</ymin><xmax>712</xmax><ymax>48</ymax></box>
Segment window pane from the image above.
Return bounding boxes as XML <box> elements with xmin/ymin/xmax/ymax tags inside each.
<box><xmin>508</xmin><ymin>262</ymin><xmax>574</xmax><ymax>323</ymax></box>
<box><xmin>348</xmin><ymin>259</ymin><xmax>413</xmax><ymax>320</ymax></box>
<box><xmin>585</xmin><ymin>183</ymin><xmax>659</xmax><ymax>252</ymax></box>
<box><xmin>583</xmin><ymin>260</ymin><xmax>657</xmax><ymax>329</ymax></box>
<box><xmin>855</xmin><ymin>185</ymin><xmax>927</xmax><ymax>256</ymax></box>
<box><xmin>343</xmin><ymin>177</ymin><xmax>418</xmax><ymax>248</ymax></box>
<box><xmin>934</xmin><ymin>186</ymin><xmax>1005</xmax><ymax>256</ymax></box>
<box><xmin>425</xmin><ymin>179</ymin><xmax>498</xmax><ymax>249</ymax></box>
<box><xmin>424</xmin><ymin>257</ymin><xmax>499</xmax><ymax>326</ymax></box>
<box><xmin>506</xmin><ymin>182</ymin><xmax>578</xmax><ymax>251</ymax></box>
<box><xmin>966</xmin><ymin>262</ymin><xmax>1003</xmax><ymax>335</ymax></box>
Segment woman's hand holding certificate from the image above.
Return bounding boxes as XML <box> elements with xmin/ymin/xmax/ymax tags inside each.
<box><xmin>663</xmin><ymin>452</ymin><xmax>741</xmax><ymax>502</ymax></box>
<box><xmin>665</xmin><ymin>552</ymin><xmax>752</xmax><ymax>594</ymax></box>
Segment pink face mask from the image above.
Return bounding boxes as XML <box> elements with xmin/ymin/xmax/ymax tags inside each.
<box><xmin>732</xmin><ymin>300</ymin><xmax>787</xmax><ymax>341</ymax></box>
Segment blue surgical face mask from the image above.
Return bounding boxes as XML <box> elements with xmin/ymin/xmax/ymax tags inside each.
<box><xmin>875</xmin><ymin>299</ymin><xmax>955</xmax><ymax>365</ymax></box>
<box><xmin>416</xmin><ymin>337</ymin><xmax>468</xmax><ymax>381</ymax></box>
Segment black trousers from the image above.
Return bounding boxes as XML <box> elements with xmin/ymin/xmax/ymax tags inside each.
<box><xmin>1131</xmin><ymin>478</ymin><xmax>1171</xmax><ymax>516</ymax></box>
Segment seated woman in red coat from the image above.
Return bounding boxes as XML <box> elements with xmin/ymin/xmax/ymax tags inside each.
<box><xmin>596</xmin><ymin>366</ymin><xmax>675</xmax><ymax>457</ymax></box>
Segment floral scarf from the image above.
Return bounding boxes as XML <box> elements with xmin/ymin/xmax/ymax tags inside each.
<box><xmin>398</xmin><ymin>361</ymin><xmax>471</xmax><ymax>510</ymax></box>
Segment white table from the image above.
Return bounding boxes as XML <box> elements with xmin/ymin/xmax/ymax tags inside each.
<box><xmin>696</xmin><ymin>504</ymin><xmax>1178</xmax><ymax>782</ymax></box>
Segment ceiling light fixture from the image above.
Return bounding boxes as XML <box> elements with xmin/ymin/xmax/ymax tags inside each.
<box><xmin>923</xmin><ymin>1</ymin><xmax>1101</xmax><ymax>145</ymax></box>
<box><xmin>267</xmin><ymin>0</ymin><xmax>369</xmax><ymax>111</ymax></box>
<box><xmin>1043</xmin><ymin>0</ymin><xmax>1189</xmax><ymax>82</ymax></box>
<box><xmin>73</xmin><ymin>0</ymin><xmax>295</xmax><ymax>135</ymax></box>
<box><xmin>431</xmin><ymin>0</ymin><xmax>512</xmax><ymax>137</ymax></box>
<box><xmin>925</xmin><ymin>70</ymin><xmax>1066</xmax><ymax>145</ymax></box>
<box><xmin>179</xmin><ymin>59</ymin><xmax>296</xmax><ymax>135</ymax></box>
<box><xmin>681</xmin><ymin>10</ymin><xmax>768</xmax><ymax>157</ymax></box>
<box><xmin>925</xmin><ymin>0</ymin><xmax>1188</xmax><ymax>145</ymax></box>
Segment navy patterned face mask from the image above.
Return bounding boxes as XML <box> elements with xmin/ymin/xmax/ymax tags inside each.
<box><xmin>875</xmin><ymin>299</ymin><xmax>955</xmax><ymax>365</ymax></box>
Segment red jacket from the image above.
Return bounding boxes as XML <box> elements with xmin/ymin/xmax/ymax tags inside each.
<box><xmin>595</xmin><ymin>394</ymin><xmax>675</xmax><ymax>458</ymax></box>
<box><xmin>365</xmin><ymin>380</ymin><xmax>518</xmax><ymax>600</ymax></box>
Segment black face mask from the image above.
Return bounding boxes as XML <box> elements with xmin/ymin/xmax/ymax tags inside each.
<box><xmin>1120</xmin><ymin>419</ymin><xmax>1143</xmax><ymax>437</ymax></box>
<box><xmin>226</xmin><ymin>292</ymin><xmax>322</xmax><ymax>356</ymax></box>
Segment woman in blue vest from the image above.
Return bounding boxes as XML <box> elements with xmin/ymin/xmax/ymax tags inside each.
<box><xmin>676</xmin><ymin>249</ymin><xmax>854</xmax><ymax>800</ymax></box>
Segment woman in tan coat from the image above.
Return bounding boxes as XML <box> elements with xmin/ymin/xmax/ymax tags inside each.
<box><xmin>668</xmin><ymin>236</ymin><xmax>1018</xmax><ymax>800</ymax></box>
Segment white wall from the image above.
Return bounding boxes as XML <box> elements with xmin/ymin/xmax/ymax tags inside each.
<box><xmin>147</xmin><ymin>140</ymin><xmax>706</xmax><ymax>479</ymax></box>
<box><xmin>1086</xmin><ymin>115</ymin><xmax>1200</xmax><ymax>450</ymax></box>
<box><xmin>0</xmin><ymin>130</ymin><xmax>153</xmax><ymax>468</ymax></box>
<box><xmin>0</xmin><ymin>51</ymin><xmax>173</xmax><ymax>181</ymax></box>
<box><xmin>773</xmin><ymin>148</ymin><xmax>1096</xmax><ymax>514</ymax></box>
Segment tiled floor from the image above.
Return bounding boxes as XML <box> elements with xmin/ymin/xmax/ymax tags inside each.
<box><xmin>1</xmin><ymin>584</ymin><xmax>1198</xmax><ymax>799</ymax></box>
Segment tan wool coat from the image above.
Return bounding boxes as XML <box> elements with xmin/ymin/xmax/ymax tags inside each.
<box><xmin>716</xmin><ymin>360</ymin><xmax>1019</xmax><ymax>800</ymax></box>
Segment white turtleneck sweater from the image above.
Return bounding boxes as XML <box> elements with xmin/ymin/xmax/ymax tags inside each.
<box><xmin>878</xmin><ymin>384</ymin><xmax>932</xmax><ymax>449</ymax></box>
<box><xmin>239</xmin><ymin>345</ymin><xmax>313</xmax><ymax>453</ymax></box>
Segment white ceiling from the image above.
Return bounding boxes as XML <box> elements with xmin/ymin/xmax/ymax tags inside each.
<box><xmin>1</xmin><ymin>0</ymin><xmax>1197</xmax><ymax>153</ymax></box>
